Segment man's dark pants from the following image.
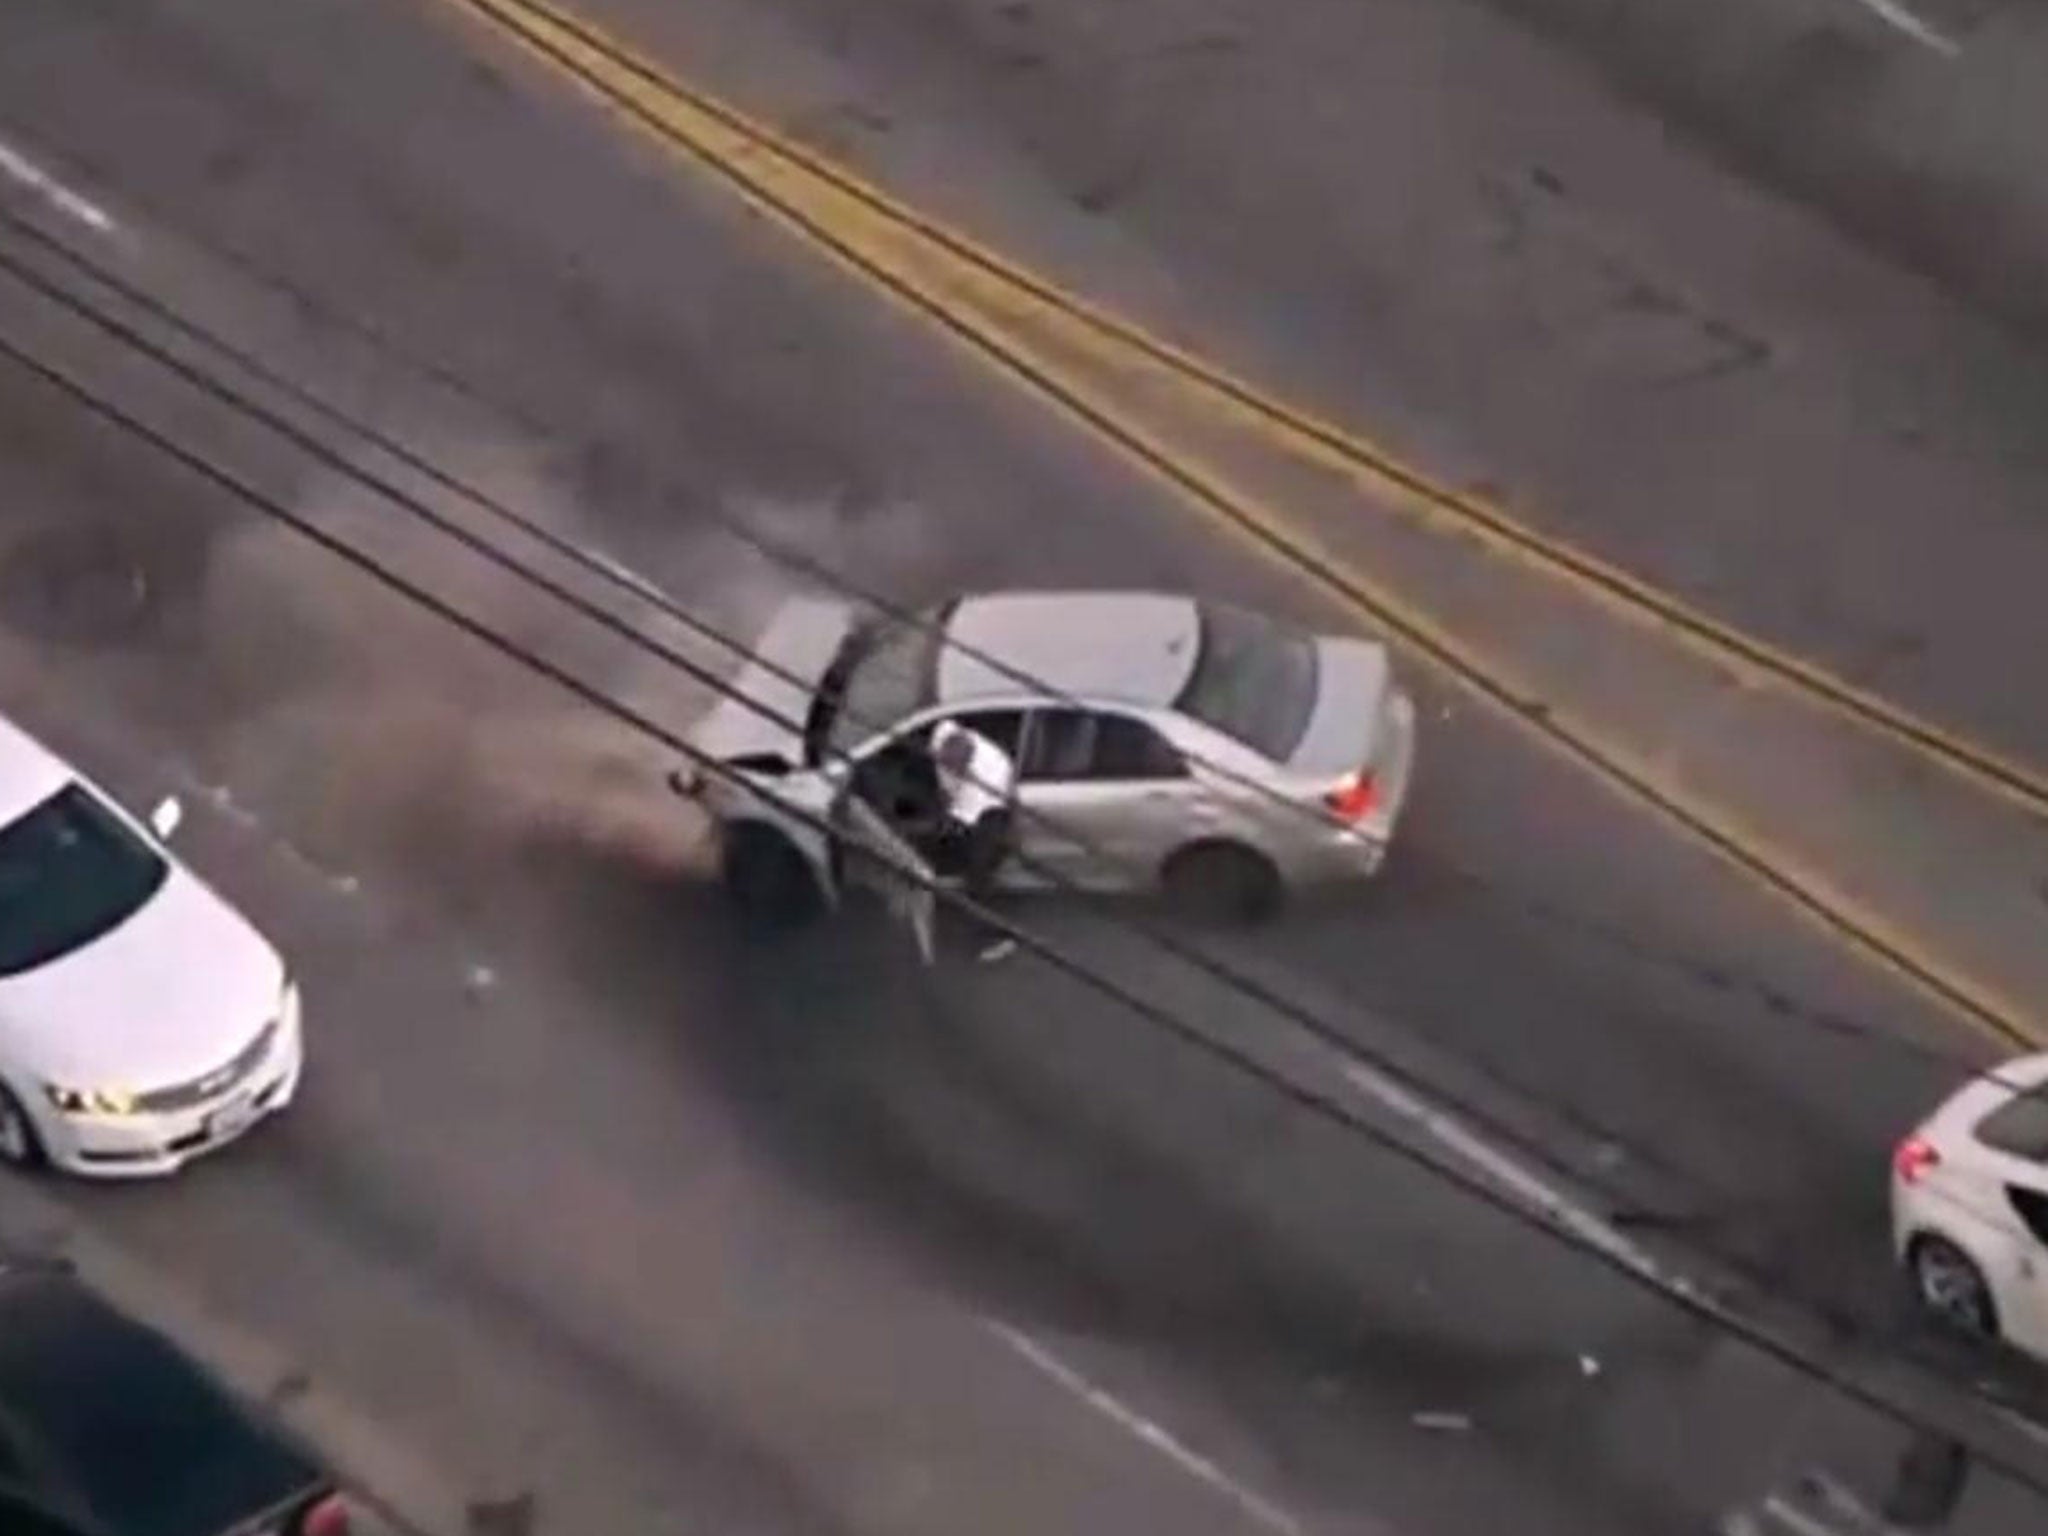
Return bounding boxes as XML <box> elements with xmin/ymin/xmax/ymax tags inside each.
<box><xmin>930</xmin><ymin>809</ymin><xmax>1012</xmax><ymax>953</ymax></box>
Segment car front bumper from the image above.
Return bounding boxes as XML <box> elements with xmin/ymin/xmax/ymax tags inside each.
<box><xmin>34</xmin><ymin>1009</ymin><xmax>305</xmax><ymax>1179</ymax></box>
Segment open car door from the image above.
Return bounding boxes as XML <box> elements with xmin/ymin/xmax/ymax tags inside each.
<box><xmin>833</xmin><ymin>790</ymin><xmax>939</xmax><ymax>966</ymax></box>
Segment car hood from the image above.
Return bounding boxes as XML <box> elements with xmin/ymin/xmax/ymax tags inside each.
<box><xmin>0</xmin><ymin>869</ymin><xmax>283</xmax><ymax>1093</ymax></box>
<box><xmin>686</xmin><ymin>596</ymin><xmax>856</xmax><ymax>767</ymax></box>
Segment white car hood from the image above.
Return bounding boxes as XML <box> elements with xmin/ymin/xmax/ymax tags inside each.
<box><xmin>687</xmin><ymin>596</ymin><xmax>856</xmax><ymax>766</ymax></box>
<box><xmin>0</xmin><ymin>868</ymin><xmax>283</xmax><ymax>1093</ymax></box>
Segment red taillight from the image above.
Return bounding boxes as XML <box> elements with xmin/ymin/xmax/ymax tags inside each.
<box><xmin>1895</xmin><ymin>1136</ymin><xmax>1941</xmax><ymax>1185</ymax></box>
<box><xmin>296</xmin><ymin>1492</ymin><xmax>350</xmax><ymax>1536</ymax></box>
<box><xmin>1323</xmin><ymin>772</ymin><xmax>1379</xmax><ymax>823</ymax></box>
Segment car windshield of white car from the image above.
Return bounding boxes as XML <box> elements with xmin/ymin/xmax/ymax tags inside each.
<box><xmin>0</xmin><ymin>785</ymin><xmax>170</xmax><ymax>978</ymax></box>
<box><xmin>819</xmin><ymin>606</ymin><xmax>950</xmax><ymax>764</ymax></box>
<box><xmin>1177</xmin><ymin>604</ymin><xmax>1320</xmax><ymax>761</ymax></box>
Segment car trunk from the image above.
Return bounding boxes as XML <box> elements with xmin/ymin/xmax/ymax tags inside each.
<box><xmin>1287</xmin><ymin>638</ymin><xmax>1392</xmax><ymax>777</ymax></box>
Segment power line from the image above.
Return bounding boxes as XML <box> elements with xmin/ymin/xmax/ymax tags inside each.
<box><xmin>0</xmin><ymin>205</ymin><xmax>1999</xmax><ymax>1101</ymax></box>
<box><xmin>2</xmin><ymin>205</ymin><xmax>2038</xmax><ymax>1403</ymax></box>
<box><xmin>0</xmin><ymin>188</ymin><xmax>1979</xmax><ymax>1090</ymax></box>
<box><xmin>2</xmin><ymin>318</ymin><xmax>2044</xmax><ymax>1502</ymax></box>
<box><xmin>8</xmin><ymin>207</ymin><xmax>2033</xmax><ymax>1324</ymax></box>
<box><xmin>0</xmin><ymin>219</ymin><xmax>1998</xmax><ymax>1336</ymax></box>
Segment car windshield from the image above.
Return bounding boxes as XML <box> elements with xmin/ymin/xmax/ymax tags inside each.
<box><xmin>1176</xmin><ymin>604</ymin><xmax>1320</xmax><ymax>761</ymax></box>
<box><xmin>811</xmin><ymin>603</ymin><xmax>954</xmax><ymax>765</ymax></box>
<box><xmin>0</xmin><ymin>784</ymin><xmax>169</xmax><ymax>978</ymax></box>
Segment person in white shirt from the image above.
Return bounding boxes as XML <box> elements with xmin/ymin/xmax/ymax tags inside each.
<box><xmin>928</xmin><ymin>719</ymin><xmax>1018</xmax><ymax>961</ymax></box>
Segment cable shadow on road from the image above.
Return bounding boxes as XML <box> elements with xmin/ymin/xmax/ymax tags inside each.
<box><xmin>526</xmin><ymin>826</ymin><xmax>1750</xmax><ymax>1531</ymax></box>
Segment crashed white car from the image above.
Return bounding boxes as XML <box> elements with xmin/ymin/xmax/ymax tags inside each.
<box><xmin>0</xmin><ymin>714</ymin><xmax>302</xmax><ymax>1177</ymax></box>
<box><xmin>676</xmin><ymin>590</ymin><xmax>1415</xmax><ymax>925</ymax></box>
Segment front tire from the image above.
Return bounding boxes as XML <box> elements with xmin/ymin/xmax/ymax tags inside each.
<box><xmin>1162</xmin><ymin>842</ymin><xmax>1282</xmax><ymax>926</ymax></box>
<box><xmin>0</xmin><ymin>1084</ymin><xmax>46</xmax><ymax>1171</ymax></box>
<box><xmin>1909</xmin><ymin>1234</ymin><xmax>2000</xmax><ymax>1339</ymax></box>
<box><xmin>721</xmin><ymin>823</ymin><xmax>825</xmax><ymax>928</ymax></box>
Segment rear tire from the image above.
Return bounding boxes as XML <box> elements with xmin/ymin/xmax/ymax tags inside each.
<box><xmin>0</xmin><ymin>1084</ymin><xmax>46</xmax><ymax>1171</ymax></box>
<box><xmin>1909</xmin><ymin>1234</ymin><xmax>2000</xmax><ymax>1339</ymax></box>
<box><xmin>722</xmin><ymin>824</ymin><xmax>824</xmax><ymax>929</ymax></box>
<box><xmin>1162</xmin><ymin>842</ymin><xmax>1282</xmax><ymax>926</ymax></box>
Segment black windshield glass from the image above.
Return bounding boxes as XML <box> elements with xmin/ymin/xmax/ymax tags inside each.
<box><xmin>0</xmin><ymin>785</ymin><xmax>169</xmax><ymax>978</ymax></box>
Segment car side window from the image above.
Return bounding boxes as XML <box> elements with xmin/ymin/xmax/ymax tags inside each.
<box><xmin>2009</xmin><ymin>1186</ymin><xmax>2048</xmax><ymax>1247</ymax></box>
<box><xmin>1091</xmin><ymin>715</ymin><xmax>1187</xmax><ymax>780</ymax></box>
<box><xmin>943</xmin><ymin>709</ymin><xmax>1027</xmax><ymax>761</ymax></box>
<box><xmin>1021</xmin><ymin>708</ymin><xmax>1092</xmax><ymax>782</ymax></box>
<box><xmin>849</xmin><ymin>709</ymin><xmax>1026</xmax><ymax>825</ymax></box>
<box><xmin>1022</xmin><ymin>709</ymin><xmax>1185</xmax><ymax>782</ymax></box>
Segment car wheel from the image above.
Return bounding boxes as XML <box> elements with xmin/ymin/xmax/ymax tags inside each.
<box><xmin>1162</xmin><ymin>842</ymin><xmax>1282</xmax><ymax>925</ymax></box>
<box><xmin>0</xmin><ymin>1084</ymin><xmax>45</xmax><ymax>1170</ymax></box>
<box><xmin>1910</xmin><ymin>1234</ymin><xmax>2000</xmax><ymax>1338</ymax></box>
<box><xmin>722</xmin><ymin>823</ymin><xmax>824</xmax><ymax>928</ymax></box>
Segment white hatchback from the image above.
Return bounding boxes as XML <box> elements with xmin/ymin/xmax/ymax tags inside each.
<box><xmin>1892</xmin><ymin>1052</ymin><xmax>2048</xmax><ymax>1358</ymax></box>
<box><xmin>0</xmin><ymin>714</ymin><xmax>302</xmax><ymax>1177</ymax></box>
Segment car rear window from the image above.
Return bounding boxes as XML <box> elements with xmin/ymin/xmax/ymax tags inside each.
<box><xmin>1974</xmin><ymin>1089</ymin><xmax>2048</xmax><ymax>1160</ymax></box>
<box><xmin>1175</xmin><ymin>604</ymin><xmax>1319</xmax><ymax>761</ymax></box>
<box><xmin>0</xmin><ymin>785</ymin><xmax>169</xmax><ymax>978</ymax></box>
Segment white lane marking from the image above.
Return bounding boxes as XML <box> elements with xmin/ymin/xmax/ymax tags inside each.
<box><xmin>985</xmin><ymin>1320</ymin><xmax>1313</xmax><ymax>1536</ymax></box>
<box><xmin>1845</xmin><ymin>0</ymin><xmax>1960</xmax><ymax>54</ymax></box>
<box><xmin>1337</xmin><ymin>1059</ymin><xmax>1677</xmax><ymax>1285</ymax></box>
<box><xmin>0</xmin><ymin>137</ymin><xmax>117</xmax><ymax>233</ymax></box>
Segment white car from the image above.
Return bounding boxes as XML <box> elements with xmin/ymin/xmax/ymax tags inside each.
<box><xmin>678</xmin><ymin>590</ymin><xmax>1417</xmax><ymax>925</ymax></box>
<box><xmin>0</xmin><ymin>714</ymin><xmax>302</xmax><ymax>1177</ymax></box>
<box><xmin>1892</xmin><ymin>1052</ymin><xmax>2048</xmax><ymax>1357</ymax></box>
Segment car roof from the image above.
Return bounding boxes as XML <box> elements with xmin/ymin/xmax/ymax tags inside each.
<box><xmin>0</xmin><ymin>715</ymin><xmax>74</xmax><ymax>828</ymax></box>
<box><xmin>0</xmin><ymin>1271</ymin><xmax>321</xmax><ymax>1536</ymax></box>
<box><xmin>937</xmin><ymin>591</ymin><xmax>1201</xmax><ymax>708</ymax></box>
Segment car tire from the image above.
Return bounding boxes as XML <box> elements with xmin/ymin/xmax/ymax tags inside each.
<box><xmin>722</xmin><ymin>823</ymin><xmax>824</xmax><ymax>928</ymax></box>
<box><xmin>1162</xmin><ymin>842</ymin><xmax>1282</xmax><ymax>926</ymax></box>
<box><xmin>1909</xmin><ymin>1234</ymin><xmax>2000</xmax><ymax>1339</ymax></box>
<box><xmin>0</xmin><ymin>1083</ymin><xmax>46</xmax><ymax>1171</ymax></box>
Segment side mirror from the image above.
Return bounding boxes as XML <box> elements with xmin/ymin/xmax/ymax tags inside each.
<box><xmin>148</xmin><ymin>796</ymin><xmax>183</xmax><ymax>842</ymax></box>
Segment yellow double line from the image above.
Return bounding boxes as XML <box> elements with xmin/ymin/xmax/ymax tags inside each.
<box><xmin>433</xmin><ymin>0</ymin><xmax>2045</xmax><ymax>1048</ymax></box>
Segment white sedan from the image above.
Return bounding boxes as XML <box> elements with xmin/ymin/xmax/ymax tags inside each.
<box><xmin>0</xmin><ymin>713</ymin><xmax>302</xmax><ymax>1177</ymax></box>
<box><xmin>682</xmin><ymin>590</ymin><xmax>1416</xmax><ymax>925</ymax></box>
<box><xmin>1892</xmin><ymin>1052</ymin><xmax>2048</xmax><ymax>1357</ymax></box>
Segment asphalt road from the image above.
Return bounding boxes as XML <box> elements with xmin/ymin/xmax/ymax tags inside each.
<box><xmin>0</xmin><ymin>0</ymin><xmax>2045</xmax><ymax>1533</ymax></box>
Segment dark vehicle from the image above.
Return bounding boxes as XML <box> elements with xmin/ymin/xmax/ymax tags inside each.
<box><xmin>0</xmin><ymin>1264</ymin><xmax>349</xmax><ymax>1536</ymax></box>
